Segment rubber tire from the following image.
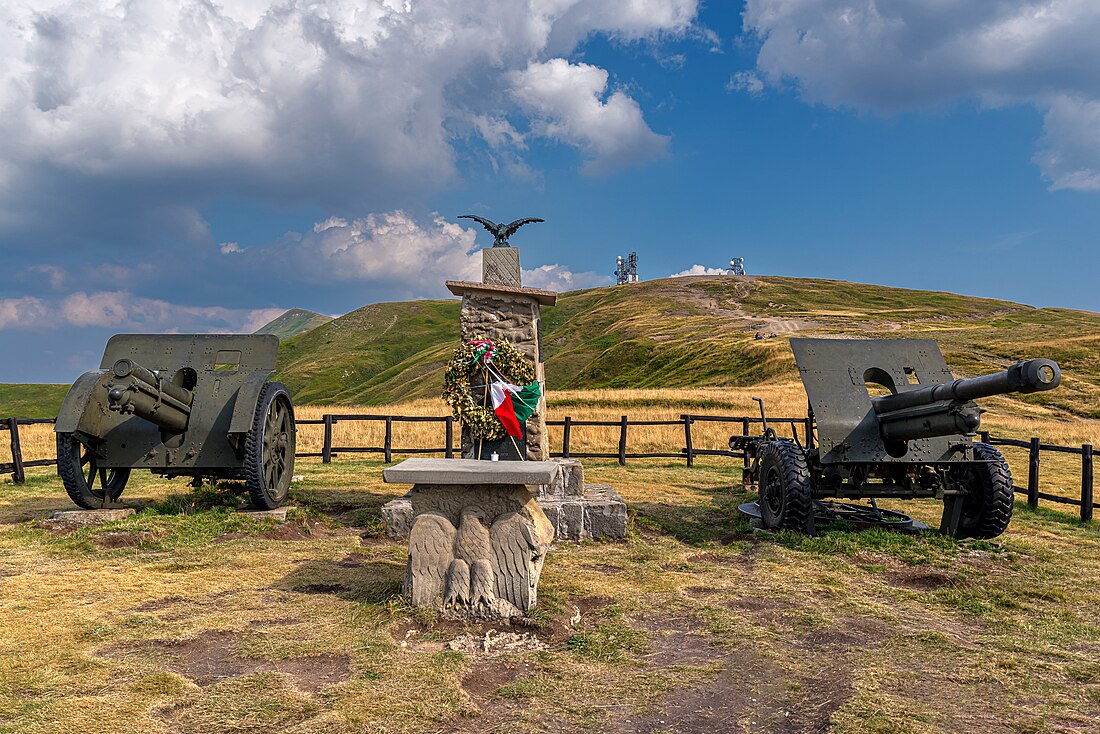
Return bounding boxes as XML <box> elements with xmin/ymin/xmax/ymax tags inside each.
<box><xmin>757</xmin><ymin>439</ymin><xmax>814</xmax><ymax>532</ymax></box>
<box><xmin>56</xmin><ymin>432</ymin><xmax>130</xmax><ymax>509</ymax></box>
<box><xmin>245</xmin><ymin>383</ymin><xmax>296</xmax><ymax>510</ymax></box>
<box><xmin>951</xmin><ymin>443</ymin><xmax>1015</xmax><ymax>540</ymax></box>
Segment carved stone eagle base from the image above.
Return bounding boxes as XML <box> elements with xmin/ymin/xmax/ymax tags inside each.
<box><xmin>405</xmin><ymin>484</ymin><xmax>555</xmax><ymax>620</ymax></box>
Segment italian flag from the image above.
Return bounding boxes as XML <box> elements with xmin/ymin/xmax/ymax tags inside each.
<box><xmin>489</xmin><ymin>380</ymin><xmax>541</xmax><ymax>438</ymax></box>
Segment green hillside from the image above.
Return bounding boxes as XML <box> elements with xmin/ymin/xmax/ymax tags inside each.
<box><xmin>0</xmin><ymin>383</ymin><xmax>69</xmax><ymax>419</ymax></box>
<box><xmin>273</xmin><ymin>276</ymin><xmax>1100</xmax><ymax>417</ymax></box>
<box><xmin>254</xmin><ymin>308</ymin><xmax>333</xmax><ymax>341</ymax></box>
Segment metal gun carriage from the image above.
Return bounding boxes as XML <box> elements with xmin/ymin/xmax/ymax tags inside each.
<box><xmin>55</xmin><ymin>334</ymin><xmax>295</xmax><ymax>510</ymax></box>
<box><xmin>731</xmin><ymin>338</ymin><xmax>1061</xmax><ymax>538</ymax></box>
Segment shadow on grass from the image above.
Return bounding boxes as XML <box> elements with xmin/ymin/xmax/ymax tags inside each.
<box><xmin>274</xmin><ymin>558</ymin><xmax>405</xmax><ymax>605</ymax></box>
<box><xmin>290</xmin><ymin>486</ymin><xmax>405</xmax><ymax>526</ymax></box>
<box><xmin>1011</xmin><ymin>499</ymin><xmax>1096</xmax><ymax>531</ymax></box>
<box><xmin>630</xmin><ymin>483</ymin><xmax>753</xmax><ymax>546</ymax></box>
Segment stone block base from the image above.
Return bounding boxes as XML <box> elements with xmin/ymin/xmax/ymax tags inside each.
<box><xmin>44</xmin><ymin>509</ymin><xmax>135</xmax><ymax>527</ymax></box>
<box><xmin>381</xmin><ymin>484</ymin><xmax>627</xmax><ymax>543</ymax></box>
<box><xmin>482</xmin><ymin>247</ymin><xmax>522</xmax><ymax>287</ymax></box>
<box><xmin>539</xmin><ymin>485</ymin><xmax>628</xmax><ymax>541</ymax></box>
<box><xmin>381</xmin><ymin>495</ymin><xmax>414</xmax><ymax>539</ymax></box>
<box><xmin>240</xmin><ymin>506</ymin><xmax>293</xmax><ymax>522</ymax></box>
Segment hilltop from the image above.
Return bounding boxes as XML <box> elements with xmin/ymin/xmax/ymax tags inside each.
<box><xmin>3</xmin><ymin>277</ymin><xmax>1096</xmax><ymax>419</ymax></box>
<box><xmin>254</xmin><ymin>308</ymin><xmax>333</xmax><ymax>341</ymax></box>
<box><xmin>273</xmin><ymin>276</ymin><xmax>1100</xmax><ymax>417</ymax></box>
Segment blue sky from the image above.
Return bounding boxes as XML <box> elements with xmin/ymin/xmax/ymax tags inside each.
<box><xmin>1</xmin><ymin>1</ymin><xmax>1098</xmax><ymax>383</ymax></box>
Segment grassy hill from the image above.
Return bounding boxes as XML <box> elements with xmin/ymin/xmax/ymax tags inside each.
<box><xmin>254</xmin><ymin>308</ymin><xmax>333</xmax><ymax>341</ymax></box>
<box><xmin>2</xmin><ymin>277</ymin><xmax>1097</xmax><ymax>418</ymax></box>
<box><xmin>273</xmin><ymin>276</ymin><xmax>1100</xmax><ymax>418</ymax></box>
<box><xmin>0</xmin><ymin>384</ymin><xmax>69</xmax><ymax>419</ymax></box>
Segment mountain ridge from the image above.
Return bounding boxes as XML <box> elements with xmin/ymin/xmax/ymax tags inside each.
<box><xmin>272</xmin><ymin>276</ymin><xmax>1100</xmax><ymax>417</ymax></box>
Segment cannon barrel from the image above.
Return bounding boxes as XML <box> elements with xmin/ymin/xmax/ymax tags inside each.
<box><xmin>871</xmin><ymin>359</ymin><xmax>1061</xmax><ymax>443</ymax></box>
<box><xmin>106</xmin><ymin>358</ymin><xmax>194</xmax><ymax>433</ymax></box>
<box><xmin>872</xmin><ymin>358</ymin><xmax>1061</xmax><ymax>414</ymax></box>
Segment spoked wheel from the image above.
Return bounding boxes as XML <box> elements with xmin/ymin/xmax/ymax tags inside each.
<box><xmin>818</xmin><ymin>501</ymin><xmax>914</xmax><ymax>530</ymax></box>
<box><xmin>56</xmin><ymin>432</ymin><xmax>130</xmax><ymax>509</ymax></box>
<box><xmin>944</xmin><ymin>443</ymin><xmax>1014</xmax><ymax>539</ymax></box>
<box><xmin>757</xmin><ymin>440</ymin><xmax>814</xmax><ymax>532</ymax></box>
<box><xmin>245</xmin><ymin>383</ymin><xmax>296</xmax><ymax>510</ymax></box>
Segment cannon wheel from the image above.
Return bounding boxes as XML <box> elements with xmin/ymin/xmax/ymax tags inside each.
<box><xmin>56</xmin><ymin>433</ymin><xmax>130</xmax><ymax>509</ymax></box>
<box><xmin>245</xmin><ymin>383</ymin><xmax>295</xmax><ymax>510</ymax></box>
<box><xmin>757</xmin><ymin>440</ymin><xmax>813</xmax><ymax>532</ymax></box>
<box><xmin>946</xmin><ymin>443</ymin><xmax>1014</xmax><ymax>539</ymax></box>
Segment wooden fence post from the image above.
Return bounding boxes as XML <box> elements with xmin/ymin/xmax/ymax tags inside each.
<box><xmin>683</xmin><ymin>415</ymin><xmax>694</xmax><ymax>467</ymax></box>
<box><xmin>445</xmin><ymin>417</ymin><xmax>454</xmax><ymax>459</ymax></box>
<box><xmin>384</xmin><ymin>417</ymin><xmax>393</xmax><ymax>464</ymax></box>
<box><xmin>1082</xmin><ymin>444</ymin><xmax>1094</xmax><ymax>523</ymax></box>
<box><xmin>562</xmin><ymin>417</ymin><xmax>572</xmax><ymax>458</ymax></box>
<box><xmin>7</xmin><ymin>418</ymin><xmax>25</xmax><ymax>484</ymax></box>
<box><xmin>322</xmin><ymin>415</ymin><xmax>333</xmax><ymax>464</ymax></box>
<box><xmin>742</xmin><ymin>418</ymin><xmax>750</xmax><ymax>470</ymax></box>
<box><xmin>618</xmin><ymin>415</ymin><xmax>628</xmax><ymax>466</ymax></box>
<box><xmin>1028</xmin><ymin>437</ymin><xmax>1041</xmax><ymax>509</ymax></box>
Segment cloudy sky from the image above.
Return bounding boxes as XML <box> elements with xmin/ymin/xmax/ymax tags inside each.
<box><xmin>2</xmin><ymin>1</ymin><xmax>1099</xmax><ymax>382</ymax></box>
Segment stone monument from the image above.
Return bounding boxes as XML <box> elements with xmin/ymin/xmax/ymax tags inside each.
<box><xmin>447</xmin><ymin>216</ymin><xmax>553</xmax><ymax>459</ymax></box>
<box><xmin>384</xmin><ymin>458</ymin><xmax>557</xmax><ymax>620</ymax></box>
<box><xmin>379</xmin><ymin>214</ymin><xmax>629</xmax><ymax>543</ymax></box>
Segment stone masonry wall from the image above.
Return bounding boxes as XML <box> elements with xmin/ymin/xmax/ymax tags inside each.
<box><xmin>459</xmin><ymin>292</ymin><xmax>548</xmax><ymax>461</ymax></box>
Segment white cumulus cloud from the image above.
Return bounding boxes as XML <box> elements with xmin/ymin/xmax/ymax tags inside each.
<box><xmin>742</xmin><ymin>0</ymin><xmax>1100</xmax><ymax>191</ymax></box>
<box><xmin>0</xmin><ymin>290</ymin><xmax>284</xmax><ymax>333</ymax></box>
<box><xmin>243</xmin><ymin>210</ymin><xmax>611</xmax><ymax>297</ymax></box>
<box><xmin>0</xmin><ymin>0</ymin><xmax>696</xmax><ymax>244</ymax></box>
<box><xmin>522</xmin><ymin>264</ymin><xmax>612</xmax><ymax>291</ymax></box>
<box><xmin>671</xmin><ymin>264</ymin><xmax>726</xmax><ymax>277</ymax></box>
<box><xmin>510</xmin><ymin>59</ymin><xmax>671</xmax><ymax>174</ymax></box>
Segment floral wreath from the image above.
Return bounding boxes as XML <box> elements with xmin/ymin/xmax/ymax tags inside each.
<box><xmin>443</xmin><ymin>336</ymin><xmax>537</xmax><ymax>440</ymax></box>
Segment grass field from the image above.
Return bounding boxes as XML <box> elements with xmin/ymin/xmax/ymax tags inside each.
<box><xmin>1</xmin><ymin>385</ymin><xmax>1099</xmax><ymax>733</ymax></box>
<box><xmin>2</xmin><ymin>455</ymin><xmax>1098</xmax><ymax>734</ymax></box>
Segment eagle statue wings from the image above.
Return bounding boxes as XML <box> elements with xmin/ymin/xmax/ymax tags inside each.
<box><xmin>458</xmin><ymin>215</ymin><xmax>544</xmax><ymax>248</ymax></box>
<box><xmin>407</xmin><ymin>506</ymin><xmax>543</xmax><ymax>617</ymax></box>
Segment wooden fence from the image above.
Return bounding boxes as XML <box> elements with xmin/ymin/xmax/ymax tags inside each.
<box><xmin>3</xmin><ymin>413</ymin><xmax>1095</xmax><ymax>522</ymax></box>
<box><xmin>0</xmin><ymin>417</ymin><xmax>57</xmax><ymax>484</ymax></box>
<box><xmin>979</xmin><ymin>431</ymin><xmax>1095</xmax><ymax>522</ymax></box>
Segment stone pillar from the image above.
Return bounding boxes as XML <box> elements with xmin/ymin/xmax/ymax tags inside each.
<box><xmin>446</xmin><ymin>276</ymin><xmax>556</xmax><ymax>461</ymax></box>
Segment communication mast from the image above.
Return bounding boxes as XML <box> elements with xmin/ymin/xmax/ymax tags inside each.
<box><xmin>615</xmin><ymin>252</ymin><xmax>638</xmax><ymax>285</ymax></box>
<box><xmin>727</xmin><ymin>257</ymin><xmax>746</xmax><ymax>276</ymax></box>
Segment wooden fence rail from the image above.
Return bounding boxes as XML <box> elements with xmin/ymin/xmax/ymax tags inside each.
<box><xmin>2</xmin><ymin>413</ymin><xmax>1095</xmax><ymax>523</ymax></box>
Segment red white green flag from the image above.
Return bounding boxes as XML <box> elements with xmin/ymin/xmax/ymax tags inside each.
<box><xmin>488</xmin><ymin>380</ymin><xmax>541</xmax><ymax>438</ymax></box>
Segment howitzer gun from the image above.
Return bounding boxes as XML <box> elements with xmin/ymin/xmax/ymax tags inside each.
<box><xmin>55</xmin><ymin>334</ymin><xmax>295</xmax><ymax>511</ymax></box>
<box><xmin>731</xmin><ymin>338</ymin><xmax>1062</xmax><ymax>538</ymax></box>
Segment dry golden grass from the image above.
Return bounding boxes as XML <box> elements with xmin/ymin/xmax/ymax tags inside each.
<box><xmin>7</xmin><ymin>385</ymin><xmax>1098</xmax><ymax>507</ymax></box>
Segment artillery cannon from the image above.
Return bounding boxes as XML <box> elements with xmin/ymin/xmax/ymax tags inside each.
<box><xmin>731</xmin><ymin>338</ymin><xmax>1061</xmax><ymax>538</ymax></box>
<box><xmin>55</xmin><ymin>334</ymin><xmax>295</xmax><ymax>510</ymax></box>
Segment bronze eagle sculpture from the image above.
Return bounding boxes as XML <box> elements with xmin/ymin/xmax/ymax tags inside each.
<box><xmin>459</xmin><ymin>214</ymin><xmax>544</xmax><ymax>247</ymax></box>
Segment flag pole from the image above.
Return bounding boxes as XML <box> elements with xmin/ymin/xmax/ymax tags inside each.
<box><xmin>509</xmin><ymin>434</ymin><xmax>525</xmax><ymax>461</ymax></box>
<box><xmin>479</xmin><ymin>364</ymin><xmax>488</xmax><ymax>460</ymax></box>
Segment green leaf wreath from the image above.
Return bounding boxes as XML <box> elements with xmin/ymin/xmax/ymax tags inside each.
<box><xmin>443</xmin><ymin>336</ymin><xmax>537</xmax><ymax>440</ymax></box>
